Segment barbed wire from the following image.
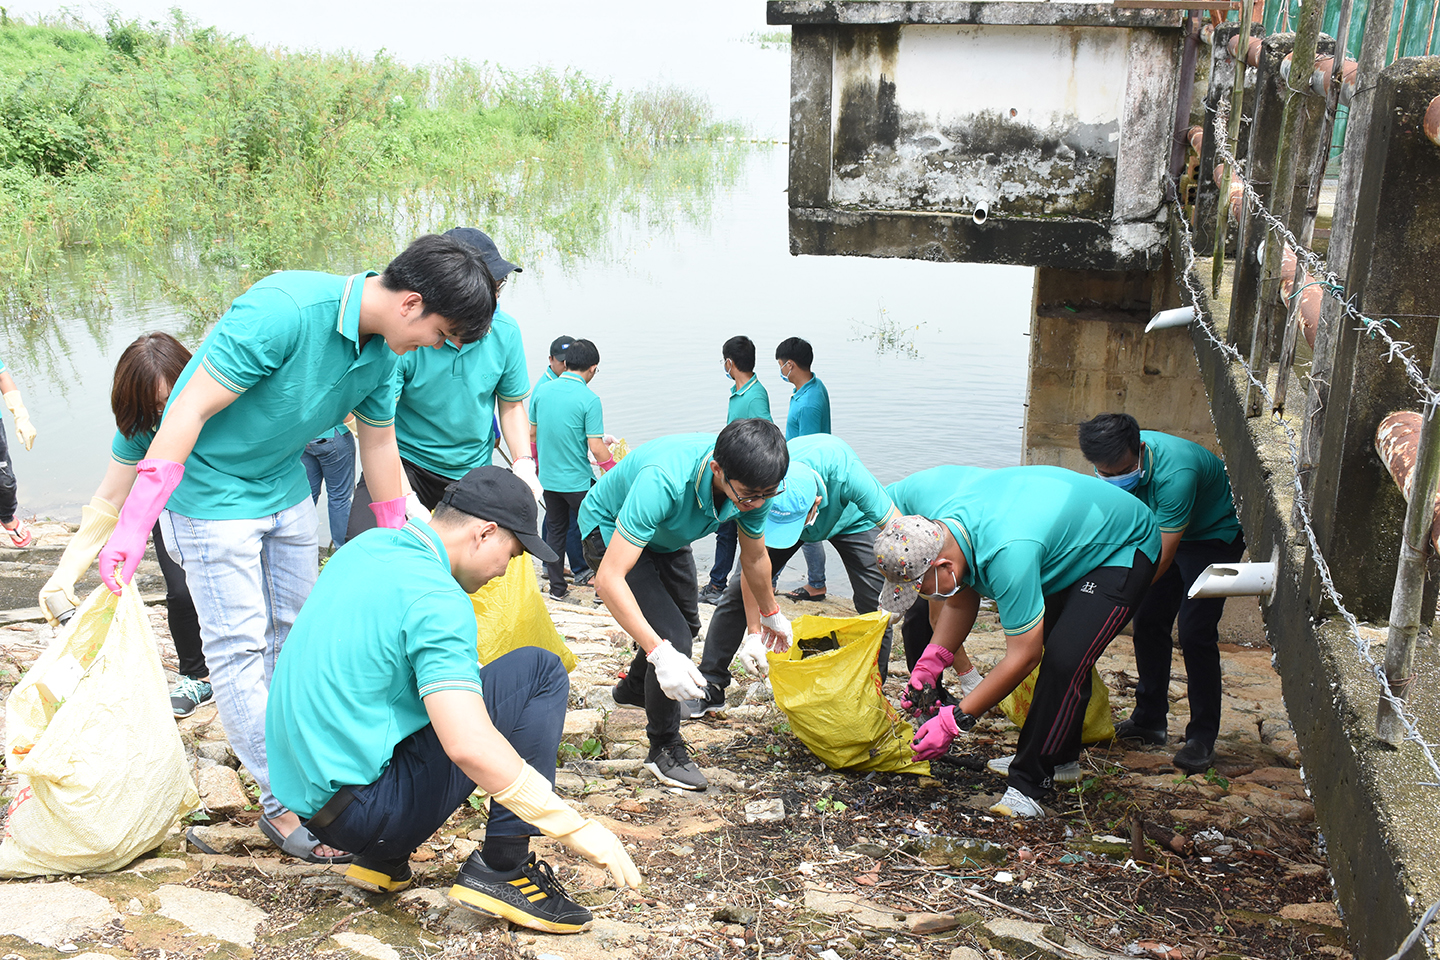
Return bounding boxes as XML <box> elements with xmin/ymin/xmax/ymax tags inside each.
<box><xmin>1210</xmin><ymin>93</ymin><xmax>1440</xmax><ymax>407</ymax></box>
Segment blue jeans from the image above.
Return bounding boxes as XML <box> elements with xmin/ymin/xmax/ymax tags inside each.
<box><xmin>708</xmin><ymin>519</ymin><xmax>738</xmax><ymax>590</ymax></box>
<box><xmin>302</xmin><ymin>431</ymin><xmax>356</xmax><ymax>548</ymax></box>
<box><xmin>307</xmin><ymin>647</ymin><xmax>569</xmax><ymax>858</ymax></box>
<box><xmin>160</xmin><ymin>501</ymin><xmax>319</xmax><ymax>820</ymax></box>
<box><xmin>801</xmin><ymin>540</ymin><xmax>826</xmax><ymax>590</ymax></box>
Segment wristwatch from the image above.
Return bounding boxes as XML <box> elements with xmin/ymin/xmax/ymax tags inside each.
<box><xmin>954</xmin><ymin>711</ymin><xmax>979</xmax><ymax>732</ymax></box>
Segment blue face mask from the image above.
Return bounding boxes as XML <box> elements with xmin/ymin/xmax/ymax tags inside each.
<box><xmin>1101</xmin><ymin>465</ymin><xmax>1144</xmax><ymax>491</ymax></box>
<box><xmin>779</xmin><ymin>362</ymin><xmax>791</xmax><ymax>384</ymax></box>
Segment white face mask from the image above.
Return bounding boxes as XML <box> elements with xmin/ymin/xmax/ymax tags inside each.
<box><xmin>779</xmin><ymin>362</ymin><xmax>792</xmax><ymax>383</ymax></box>
<box><xmin>918</xmin><ymin>564</ymin><xmax>962</xmax><ymax>600</ymax></box>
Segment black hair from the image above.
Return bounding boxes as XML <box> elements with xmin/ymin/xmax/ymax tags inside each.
<box><xmin>713</xmin><ymin>418</ymin><xmax>789</xmax><ymax>490</ymax></box>
<box><xmin>564</xmin><ymin>338</ymin><xmax>600</xmax><ymax>370</ymax></box>
<box><xmin>1077</xmin><ymin>413</ymin><xmax>1142</xmax><ymax>466</ymax></box>
<box><xmin>723</xmin><ymin>335</ymin><xmax>756</xmax><ymax>373</ymax></box>
<box><xmin>775</xmin><ymin>337</ymin><xmax>813</xmax><ymax>370</ymax></box>
<box><xmin>380</xmin><ymin>234</ymin><xmax>496</xmax><ymax>344</ymax></box>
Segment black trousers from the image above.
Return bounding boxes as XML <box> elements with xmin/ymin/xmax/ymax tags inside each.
<box><xmin>1008</xmin><ymin>550</ymin><xmax>1155</xmax><ymax>801</ymax></box>
<box><xmin>0</xmin><ymin>423</ymin><xmax>16</xmax><ymax>525</ymax></box>
<box><xmin>542</xmin><ymin>489</ymin><xmax>589</xmax><ymax>594</ymax></box>
<box><xmin>153</xmin><ymin>520</ymin><xmax>206</xmax><ymax>679</ymax></box>
<box><xmin>583</xmin><ymin>528</ymin><xmax>701</xmax><ymax>748</ymax></box>
<box><xmin>1128</xmin><ymin>533</ymin><xmax>1245</xmax><ymax>747</ymax></box>
<box><xmin>347</xmin><ymin>459</ymin><xmax>455</xmax><ymax>542</ymax></box>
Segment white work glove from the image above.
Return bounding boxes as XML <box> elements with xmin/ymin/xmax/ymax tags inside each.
<box><xmin>492</xmin><ymin>762</ymin><xmax>641</xmax><ymax>889</ymax></box>
<box><xmin>510</xmin><ymin>456</ymin><xmax>544</xmax><ymax>503</ymax></box>
<box><xmin>759</xmin><ymin>608</ymin><xmax>792</xmax><ymax>652</ymax></box>
<box><xmin>737</xmin><ymin>631</ymin><xmax>770</xmax><ymax>678</ymax></box>
<box><xmin>4</xmin><ymin>391</ymin><xmax>36</xmax><ymax>451</ymax></box>
<box><xmin>39</xmin><ymin>497</ymin><xmax>118</xmax><ymax>626</ymax></box>
<box><xmin>646</xmin><ymin>640</ymin><xmax>706</xmax><ymax>701</ymax></box>
<box><xmin>404</xmin><ymin>492</ymin><xmax>431</xmax><ymax>521</ymax></box>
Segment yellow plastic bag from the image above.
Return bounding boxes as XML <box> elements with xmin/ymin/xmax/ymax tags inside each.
<box><xmin>1</xmin><ymin>584</ymin><xmax>199</xmax><ymax>877</ymax></box>
<box><xmin>768</xmin><ymin>612</ymin><xmax>930</xmax><ymax>776</ymax></box>
<box><xmin>472</xmin><ymin>555</ymin><xmax>576</xmax><ymax>672</ymax></box>
<box><xmin>996</xmin><ymin>665</ymin><xmax>1115</xmax><ymax>745</ymax></box>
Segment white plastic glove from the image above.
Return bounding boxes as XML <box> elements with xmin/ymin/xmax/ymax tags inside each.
<box><xmin>759</xmin><ymin>608</ymin><xmax>792</xmax><ymax>652</ymax></box>
<box><xmin>404</xmin><ymin>492</ymin><xmax>431</xmax><ymax>521</ymax></box>
<box><xmin>511</xmin><ymin>456</ymin><xmax>544</xmax><ymax>503</ymax></box>
<box><xmin>737</xmin><ymin>631</ymin><xmax>770</xmax><ymax>678</ymax></box>
<box><xmin>646</xmin><ymin>640</ymin><xmax>706</xmax><ymax>700</ymax></box>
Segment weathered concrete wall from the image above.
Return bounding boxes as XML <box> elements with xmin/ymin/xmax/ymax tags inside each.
<box><xmin>771</xmin><ymin>1</ymin><xmax>1185</xmax><ymax>270</ymax></box>
<box><xmin>1023</xmin><ymin>266</ymin><xmax>1217</xmax><ymax>471</ymax></box>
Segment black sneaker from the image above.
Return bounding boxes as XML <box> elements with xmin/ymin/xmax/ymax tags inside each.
<box><xmin>680</xmin><ymin>683</ymin><xmax>726</xmax><ymax>719</ymax></box>
<box><xmin>550</xmin><ymin>588</ymin><xmax>570</xmax><ymax>602</ymax></box>
<box><xmin>611</xmin><ymin>680</ymin><xmax>646</xmax><ymax>708</ymax></box>
<box><xmin>448</xmin><ymin>852</ymin><xmax>592</xmax><ymax>933</ymax></box>
<box><xmin>345</xmin><ymin>856</ymin><xmax>413</xmax><ymax>894</ymax></box>
<box><xmin>1173</xmin><ymin>739</ymin><xmax>1218</xmax><ymax>774</ymax></box>
<box><xmin>644</xmin><ymin>740</ymin><xmax>707</xmax><ymax>791</ymax></box>
<box><xmin>697</xmin><ymin>583</ymin><xmax>725</xmax><ymax>605</ymax></box>
<box><xmin>1114</xmin><ymin>718</ymin><xmax>1168</xmax><ymax>746</ymax></box>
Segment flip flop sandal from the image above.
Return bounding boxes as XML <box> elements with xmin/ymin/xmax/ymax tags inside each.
<box><xmin>258</xmin><ymin>815</ymin><xmax>354</xmax><ymax>864</ymax></box>
<box><xmin>781</xmin><ymin>587</ymin><xmax>826</xmax><ymax>602</ymax></box>
<box><xmin>3</xmin><ymin>521</ymin><xmax>31</xmax><ymax>548</ymax></box>
<box><xmin>186</xmin><ymin>826</ymin><xmax>223</xmax><ymax>855</ymax></box>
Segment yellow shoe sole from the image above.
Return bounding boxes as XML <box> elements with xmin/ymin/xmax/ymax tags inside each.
<box><xmin>344</xmin><ymin>863</ymin><xmax>414</xmax><ymax>894</ymax></box>
<box><xmin>447</xmin><ymin>883</ymin><xmax>591</xmax><ymax>934</ymax></box>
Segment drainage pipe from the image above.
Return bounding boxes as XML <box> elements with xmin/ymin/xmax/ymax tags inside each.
<box><xmin>1187</xmin><ymin>561</ymin><xmax>1277</xmax><ymax>599</ymax></box>
<box><xmin>1278</xmin><ymin>246</ymin><xmax>1323</xmax><ymax>349</ymax></box>
<box><xmin>1375</xmin><ymin>411</ymin><xmax>1440</xmax><ymax>553</ymax></box>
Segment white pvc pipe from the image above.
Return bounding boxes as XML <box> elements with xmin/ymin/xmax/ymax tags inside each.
<box><xmin>1145</xmin><ymin>306</ymin><xmax>1198</xmax><ymax>333</ymax></box>
<box><xmin>972</xmin><ymin>201</ymin><xmax>990</xmax><ymax>225</ymax></box>
<box><xmin>1187</xmin><ymin>561</ymin><xmax>1277</xmax><ymax>599</ymax></box>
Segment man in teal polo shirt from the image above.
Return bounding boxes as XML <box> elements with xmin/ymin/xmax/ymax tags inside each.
<box><xmin>348</xmin><ymin>227</ymin><xmax>538</xmax><ymax>539</ymax></box>
<box><xmin>880</xmin><ymin>465</ymin><xmax>1159</xmax><ymax>818</ymax></box>
<box><xmin>685</xmin><ymin>434</ymin><xmax>899</xmax><ymax>718</ymax></box>
<box><xmin>579</xmin><ymin>420</ymin><xmax>793</xmax><ymax>791</ymax></box>
<box><xmin>775</xmin><ymin>336</ymin><xmax>832</xmax><ymax>603</ymax></box>
<box><xmin>533</xmin><ymin>334</ymin><xmax>589</xmax><ymax>584</ymax></box>
<box><xmin>700</xmin><ymin>336</ymin><xmax>773</xmax><ymax>605</ymax></box>
<box><xmin>268</xmin><ymin>467</ymin><xmax>638</xmax><ymax>932</ymax></box>
<box><xmin>1078</xmin><ymin>413</ymin><xmax>1246</xmax><ymax>774</ymax></box>
<box><xmin>529</xmin><ymin>338</ymin><xmax>611</xmax><ymax>600</ymax></box>
<box><xmin>99</xmin><ymin>233</ymin><xmax>497</xmax><ymax>863</ymax></box>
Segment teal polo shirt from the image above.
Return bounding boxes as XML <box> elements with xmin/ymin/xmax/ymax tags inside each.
<box><xmin>886</xmin><ymin>465</ymin><xmax>1161</xmax><ymax>636</ymax></box>
<box><xmin>163</xmin><ymin>271</ymin><xmax>399</xmax><ymax>520</ymax></box>
<box><xmin>785</xmin><ymin>375</ymin><xmax>831</xmax><ymax>440</ymax></box>
<box><xmin>0</xmin><ymin>356</ymin><xmax>7</xmax><ymax>374</ymax></box>
<box><xmin>529</xmin><ymin>371</ymin><xmax>604</xmax><ymax>493</ymax></box>
<box><xmin>533</xmin><ymin>366</ymin><xmax>558</xmax><ymax>393</ymax></box>
<box><xmin>111</xmin><ymin>426</ymin><xmax>157</xmax><ymax>466</ymax></box>
<box><xmin>1133</xmin><ymin>431</ymin><xmax>1242</xmax><ymax>543</ymax></box>
<box><xmin>393</xmin><ymin>309</ymin><xmax>529</xmax><ymax>480</ymax></box>
<box><xmin>266</xmin><ymin>521</ymin><xmax>481</xmax><ymax>818</ymax></box>
<box><xmin>727</xmin><ymin>376</ymin><xmax>772</xmax><ymax>424</ymax></box>
<box><xmin>578</xmin><ymin>433</ymin><xmax>770</xmax><ymax>553</ymax></box>
<box><xmin>789</xmin><ymin>435</ymin><xmax>898</xmax><ymax>542</ymax></box>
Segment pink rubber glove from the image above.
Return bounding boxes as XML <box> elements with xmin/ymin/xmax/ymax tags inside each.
<box><xmin>911</xmin><ymin>705</ymin><xmax>961</xmax><ymax>760</ymax></box>
<box><xmin>369</xmin><ymin>496</ymin><xmax>407</xmax><ymax>529</ymax></box>
<box><xmin>98</xmin><ymin>458</ymin><xmax>185</xmax><ymax>594</ymax></box>
<box><xmin>909</xmin><ymin>642</ymin><xmax>955</xmax><ymax>691</ymax></box>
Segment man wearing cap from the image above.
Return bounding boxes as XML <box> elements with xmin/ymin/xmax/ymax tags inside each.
<box><xmin>348</xmin><ymin>227</ymin><xmax>541</xmax><ymax>540</ymax></box>
<box><xmin>529</xmin><ymin>338</ymin><xmax>612</xmax><ymax>601</ymax></box>
<box><xmin>1077</xmin><ymin>413</ymin><xmax>1245</xmax><ymax>774</ymax></box>
<box><xmin>579</xmin><ymin>419</ymin><xmax>793</xmax><ymax>791</ymax></box>
<box><xmin>268</xmin><ymin>467</ymin><xmax>639</xmax><ymax>933</ymax></box>
<box><xmin>684</xmin><ymin>434</ymin><xmax>899</xmax><ymax>718</ymax></box>
<box><xmin>879</xmin><ymin>466</ymin><xmax>1159</xmax><ymax>818</ymax></box>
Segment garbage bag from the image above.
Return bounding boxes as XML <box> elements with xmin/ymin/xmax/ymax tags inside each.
<box><xmin>472</xmin><ymin>555</ymin><xmax>577</xmax><ymax>672</ymax></box>
<box><xmin>768</xmin><ymin>612</ymin><xmax>930</xmax><ymax>776</ymax></box>
<box><xmin>1</xmin><ymin>584</ymin><xmax>199</xmax><ymax>877</ymax></box>
<box><xmin>996</xmin><ymin>664</ymin><xmax>1115</xmax><ymax>745</ymax></box>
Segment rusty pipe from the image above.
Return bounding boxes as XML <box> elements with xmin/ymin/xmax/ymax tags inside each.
<box><xmin>1278</xmin><ymin>246</ymin><xmax>1323</xmax><ymax>349</ymax></box>
<box><xmin>1426</xmin><ymin>94</ymin><xmax>1440</xmax><ymax>147</ymax></box>
<box><xmin>1189</xmin><ymin>125</ymin><xmax>1205</xmax><ymax>155</ymax></box>
<box><xmin>1227</xmin><ymin>33</ymin><xmax>1264</xmax><ymax>67</ymax></box>
<box><xmin>1310</xmin><ymin>56</ymin><xmax>1359</xmax><ymax>98</ymax></box>
<box><xmin>1376</xmin><ymin>411</ymin><xmax>1440</xmax><ymax>553</ymax></box>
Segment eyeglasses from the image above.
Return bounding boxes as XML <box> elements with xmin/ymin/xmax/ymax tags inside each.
<box><xmin>723</xmin><ymin>473</ymin><xmax>784</xmax><ymax>506</ymax></box>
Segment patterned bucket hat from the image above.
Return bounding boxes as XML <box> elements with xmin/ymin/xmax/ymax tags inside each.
<box><xmin>874</xmin><ymin>515</ymin><xmax>945</xmax><ymax>614</ymax></box>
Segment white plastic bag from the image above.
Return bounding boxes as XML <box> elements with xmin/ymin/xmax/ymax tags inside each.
<box><xmin>1</xmin><ymin>583</ymin><xmax>199</xmax><ymax>876</ymax></box>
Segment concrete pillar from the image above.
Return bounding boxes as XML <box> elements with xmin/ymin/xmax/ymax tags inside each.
<box><xmin>1023</xmin><ymin>266</ymin><xmax>1217</xmax><ymax>469</ymax></box>
<box><xmin>1308</xmin><ymin>56</ymin><xmax>1440</xmax><ymax>626</ymax></box>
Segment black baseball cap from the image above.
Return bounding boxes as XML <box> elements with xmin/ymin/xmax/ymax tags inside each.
<box><xmin>549</xmin><ymin>335</ymin><xmax>575</xmax><ymax>359</ymax></box>
<box><xmin>443</xmin><ymin>227</ymin><xmax>522</xmax><ymax>280</ymax></box>
<box><xmin>438</xmin><ymin>466</ymin><xmax>557</xmax><ymax>562</ymax></box>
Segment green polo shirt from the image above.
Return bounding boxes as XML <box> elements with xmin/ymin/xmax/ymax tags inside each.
<box><xmin>1134</xmin><ymin>431</ymin><xmax>1242</xmax><ymax>543</ymax></box>
<box><xmin>530</xmin><ymin>371</ymin><xmax>604</xmax><ymax>493</ymax></box>
<box><xmin>534</xmin><ymin>366</ymin><xmax>558</xmax><ymax>393</ymax></box>
<box><xmin>789</xmin><ymin>435</ymin><xmax>898</xmax><ymax>542</ymax></box>
<box><xmin>393</xmin><ymin>309</ymin><xmax>528</xmax><ymax>480</ymax></box>
<box><xmin>162</xmin><ymin>271</ymin><xmax>399</xmax><ymax>519</ymax></box>
<box><xmin>266</xmin><ymin>520</ymin><xmax>481</xmax><ymax>818</ymax></box>
<box><xmin>111</xmin><ymin>426</ymin><xmax>156</xmax><ymax>466</ymax></box>
<box><xmin>785</xmin><ymin>375</ymin><xmax>831</xmax><ymax>440</ymax></box>
<box><xmin>886</xmin><ymin>465</ymin><xmax>1160</xmax><ymax>636</ymax></box>
<box><xmin>727</xmin><ymin>375</ymin><xmax>772</xmax><ymax>424</ymax></box>
<box><xmin>578</xmin><ymin>433</ymin><xmax>770</xmax><ymax>553</ymax></box>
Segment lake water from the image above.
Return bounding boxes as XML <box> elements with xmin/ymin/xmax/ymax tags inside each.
<box><xmin>4</xmin><ymin>1</ymin><xmax>1036</xmax><ymax>589</ymax></box>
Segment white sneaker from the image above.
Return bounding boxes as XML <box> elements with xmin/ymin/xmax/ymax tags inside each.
<box><xmin>956</xmin><ymin>667</ymin><xmax>983</xmax><ymax>696</ymax></box>
<box><xmin>989</xmin><ymin>786</ymin><xmax>1045</xmax><ymax>818</ymax></box>
<box><xmin>986</xmin><ymin>755</ymin><xmax>1082</xmax><ymax>783</ymax></box>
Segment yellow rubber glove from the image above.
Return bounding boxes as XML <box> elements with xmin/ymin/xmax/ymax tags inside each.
<box><xmin>3</xmin><ymin>390</ymin><xmax>36</xmax><ymax>451</ymax></box>
<box><xmin>38</xmin><ymin>497</ymin><xmax>118</xmax><ymax>626</ymax></box>
<box><xmin>492</xmin><ymin>762</ymin><xmax>641</xmax><ymax>889</ymax></box>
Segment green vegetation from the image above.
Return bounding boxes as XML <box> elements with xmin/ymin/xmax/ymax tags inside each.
<box><xmin>0</xmin><ymin>11</ymin><xmax>747</xmax><ymax>326</ymax></box>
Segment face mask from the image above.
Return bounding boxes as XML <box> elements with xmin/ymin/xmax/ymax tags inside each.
<box><xmin>1101</xmin><ymin>465</ymin><xmax>1144</xmax><ymax>491</ymax></box>
<box><xmin>725</xmin><ymin>364</ymin><xmax>734</xmax><ymax>382</ymax></box>
<box><xmin>779</xmin><ymin>363</ymin><xmax>791</xmax><ymax>383</ymax></box>
<box><xmin>919</xmin><ymin>565</ymin><xmax>963</xmax><ymax>600</ymax></box>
